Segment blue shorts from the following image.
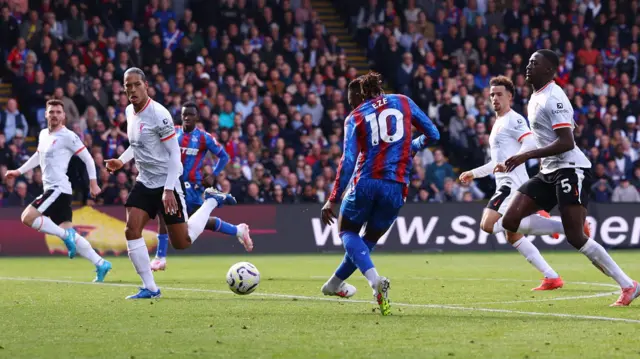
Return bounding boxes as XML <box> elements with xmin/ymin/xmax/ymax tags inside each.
<box><xmin>184</xmin><ymin>182</ymin><xmax>204</xmax><ymax>215</ymax></box>
<box><xmin>340</xmin><ymin>178</ymin><xmax>406</xmax><ymax>232</ymax></box>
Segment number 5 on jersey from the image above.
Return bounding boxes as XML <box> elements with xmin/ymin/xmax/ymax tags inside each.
<box><xmin>365</xmin><ymin>109</ymin><xmax>404</xmax><ymax>146</ymax></box>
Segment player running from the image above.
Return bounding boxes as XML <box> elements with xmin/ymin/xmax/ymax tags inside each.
<box><xmin>499</xmin><ymin>50</ymin><xmax>639</xmax><ymax>306</ymax></box>
<box><xmin>151</xmin><ymin>102</ymin><xmax>253</xmax><ymax>271</ymax></box>
<box><xmin>105</xmin><ymin>68</ymin><xmax>237</xmax><ymax>299</ymax></box>
<box><xmin>320</xmin><ymin>72</ymin><xmax>440</xmax><ymax>315</ymax></box>
<box><xmin>5</xmin><ymin>99</ymin><xmax>112</xmax><ymax>282</ymax></box>
<box><xmin>459</xmin><ymin>76</ymin><xmax>577</xmax><ymax>291</ymax></box>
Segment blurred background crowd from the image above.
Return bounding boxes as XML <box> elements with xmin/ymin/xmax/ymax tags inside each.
<box><xmin>1</xmin><ymin>0</ymin><xmax>640</xmax><ymax>208</ymax></box>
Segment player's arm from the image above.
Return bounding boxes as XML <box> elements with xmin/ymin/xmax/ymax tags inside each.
<box><xmin>328</xmin><ymin>116</ymin><xmax>358</xmax><ymax>204</ymax></box>
<box><xmin>6</xmin><ymin>151</ymin><xmax>40</xmax><ymax>179</ymax></box>
<box><xmin>460</xmin><ymin>160</ymin><xmax>496</xmax><ymax>184</ymax></box>
<box><xmin>105</xmin><ymin>146</ymin><xmax>133</xmax><ymax>173</ymax></box>
<box><xmin>504</xmin><ymin>99</ymin><xmax>574</xmax><ymax>172</ymax></box>
<box><xmin>206</xmin><ymin>133</ymin><xmax>230</xmax><ymax>176</ymax></box>
<box><xmin>407</xmin><ymin>96</ymin><xmax>440</xmax><ymax>153</ymax></box>
<box><xmin>158</xmin><ymin>118</ymin><xmax>181</xmax><ymax>214</ymax></box>
<box><xmin>322</xmin><ymin>116</ymin><xmax>358</xmax><ymax>225</ymax></box>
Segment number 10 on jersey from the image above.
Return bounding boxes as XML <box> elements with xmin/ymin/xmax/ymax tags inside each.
<box><xmin>365</xmin><ymin>109</ymin><xmax>404</xmax><ymax>146</ymax></box>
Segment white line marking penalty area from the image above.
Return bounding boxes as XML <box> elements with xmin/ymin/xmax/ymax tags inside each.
<box><xmin>0</xmin><ymin>276</ymin><xmax>638</xmax><ymax>324</ymax></box>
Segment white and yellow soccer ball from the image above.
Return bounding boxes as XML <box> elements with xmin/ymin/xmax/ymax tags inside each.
<box><xmin>226</xmin><ymin>262</ymin><xmax>260</xmax><ymax>295</ymax></box>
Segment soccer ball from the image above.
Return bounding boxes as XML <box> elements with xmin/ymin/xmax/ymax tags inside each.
<box><xmin>226</xmin><ymin>262</ymin><xmax>260</xmax><ymax>295</ymax></box>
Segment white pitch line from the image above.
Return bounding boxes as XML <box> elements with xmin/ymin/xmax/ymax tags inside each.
<box><xmin>449</xmin><ymin>291</ymin><xmax>619</xmax><ymax>306</ymax></box>
<box><xmin>312</xmin><ymin>275</ymin><xmax>621</xmax><ymax>305</ymax></box>
<box><xmin>1</xmin><ymin>276</ymin><xmax>639</xmax><ymax>324</ymax></box>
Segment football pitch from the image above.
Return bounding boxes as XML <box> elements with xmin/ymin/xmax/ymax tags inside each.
<box><xmin>1</xmin><ymin>252</ymin><xmax>640</xmax><ymax>359</ymax></box>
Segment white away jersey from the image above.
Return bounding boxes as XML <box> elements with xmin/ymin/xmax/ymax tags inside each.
<box><xmin>37</xmin><ymin>127</ymin><xmax>86</xmax><ymax>194</ymax></box>
<box><xmin>489</xmin><ymin>109</ymin><xmax>531</xmax><ymax>187</ymax></box>
<box><xmin>126</xmin><ymin>98</ymin><xmax>183</xmax><ymax>189</ymax></box>
<box><xmin>527</xmin><ymin>82</ymin><xmax>591</xmax><ymax>174</ymax></box>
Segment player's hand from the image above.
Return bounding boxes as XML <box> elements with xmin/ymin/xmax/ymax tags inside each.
<box><xmin>493</xmin><ymin>163</ymin><xmax>507</xmax><ymax>173</ymax></box>
<box><xmin>89</xmin><ymin>180</ymin><xmax>102</xmax><ymax>198</ymax></box>
<box><xmin>504</xmin><ymin>154</ymin><xmax>529</xmax><ymax>172</ymax></box>
<box><xmin>104</xmin><ymin>159</ymin><xmax>123</xmax><ymax>173</ymax></box>
<box><xmin>5</xmin><ymin>170</ymin><xmax>20</xmax><ymax>179</ymax></box>
<box><xmin>321</xmin><ymin>201</ymin><xmax>339</xmax><ymax>226</ymax></box>
<box><xmin>459</xmin><ymin>171</ymin><xmax>474</xmax><ymax>185</ymax></box>
<box><xmin>162</xmin><ymin>189</ymin><xmax>178</xmax><ymax>215</ymax></box>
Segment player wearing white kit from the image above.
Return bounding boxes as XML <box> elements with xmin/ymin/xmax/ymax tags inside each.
<box><xmin>460</xmin><ymin>76</ymin><xmax>577</xmax><ymax>291</ymax></box>
<box><xmin>5</xmin><ymin>99</ymin><xmax>112</xmax><ymax>282</ymax></box>
<box><xmin>500</xmin><ymin>50</ymin><xmax>639</xmax><ymax>306</ymax></box>
<box><xmin>104</xmin><ymin>68</ymin><xmax>236</xmax><ymax>299</ymax></box>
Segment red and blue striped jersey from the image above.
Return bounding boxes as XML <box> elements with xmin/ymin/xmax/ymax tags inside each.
<box><xmin>177</xmin><ymin>126</ymin><xmax>230</xmax><ymax>185</ymax></box>
<box><xmin>329</xmin><ymin>94</ymin><xmax>440</xmax><ymax>202</ymax></box>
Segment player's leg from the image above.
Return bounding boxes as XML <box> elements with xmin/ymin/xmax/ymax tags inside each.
<box><xmin>361</xmin><ymin>180</ymin><xmax>405</xmax><ymax>316</ymax></box>
<box><xmin>490</xmin><ymin>183</ymin><xmax>565</xmax><ymax>237</ymax></box>
<box><xmin>490</xmin><ymin>184</ymin><xmax>562</xmax><ymax>289</ymax></box>
<box><xmin>124</xmin><ymin>206</ymin><xmax>161</xmax><ymax>298</ymax></box>
<box><xmin>150</xmin><ymin>216</ymin><xmax>169</xmax><ymax>271</ymax></box>
<box><xmin>21</xmin><ymin>189</ymin><xmax>77</xmax><ymax>257</ymax></box>
<box><xmin>123</xmin><ymin>183</ymin><xmax>162</xmax><ymax>299</ymax></box>
<box><xmin>321</xmin><ymin>180</ymin><xmax>374</xmax><ymax>299</ymax></box>
<box><xmin>52</xmin><ymin>197</ymin><xmax>112</xmax><ymax>283</ymax></box>
<box><xmin>556</xmin><ymin>169</ymin><xmax>639</xmax><ymax>306</ymax></box>
<box><xmin>164</xmin><ymin>186</ymin><xmax>237</xmax><ymax>250</ymax></box>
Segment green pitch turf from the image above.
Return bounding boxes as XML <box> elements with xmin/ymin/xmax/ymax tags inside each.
<box><xmin>1</xmin><ymin>252</ymin><xmax>640</xmax><ymax>359</ymax></box>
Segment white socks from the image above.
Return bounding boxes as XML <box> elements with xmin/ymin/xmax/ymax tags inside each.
<box><xmin>517</xmin><ymin>214</ymin><xmax>565</xmax><ymax>235</ymax></box>
<box><xmin>127</xmin><ymin>238</ymin><xmax>158</xmax><ymax>292</ymax></box>
<box><xmin>492</xmin><ymin>215</ymin><xmax>564</xmax><ymax>235</ymax></box>
<box><xmin>31</xmin><ymin>216</ymin><xmax>66</xmax><ymax>238</ymax></box>
<box><xmin>580</xmin><ymin>239</ymin><xmax>634</xmax><ymax>288</ymax></box>
<box><xmin>512</xmin><ymin>238</ymin><xmax>559</xmax><ymax>278</ymax></box>
<box><xmin>364</xmin><ymin>268</ymin><xmax>379</xmax><ymax>291</ymax></box>
<box><xmin>187</xmin><ymin>198</ymin><xmax>218</xmax><ymax>243</ymax></box>
<box><xmin>325</xmin><ymin>275</ymin><xmax>343</xmax><ymax>292</ymax></box>
<box><xmin>75</xmin><ymin>234</ymin><xmax>104</xmax><ymax>266</ymax></box>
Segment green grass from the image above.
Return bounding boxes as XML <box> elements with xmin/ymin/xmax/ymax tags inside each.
<box><xmin>2</xmin><ymin>252</ymin><xmax>640</xmax><ymax>359</ymax></box>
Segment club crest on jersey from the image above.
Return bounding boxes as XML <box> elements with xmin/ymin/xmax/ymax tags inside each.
<box><xmin>139</xmin><ymin>123</ymin><xmax>145</xmax><ymax>132</ymax></box>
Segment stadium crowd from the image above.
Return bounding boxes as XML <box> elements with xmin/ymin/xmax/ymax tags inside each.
<box><xmin>1</xmin><ymin>0</ymin><xmax>640</xmax><ymax>207</ymax></box>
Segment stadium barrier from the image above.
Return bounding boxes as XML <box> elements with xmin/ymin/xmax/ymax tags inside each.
<box><xmin>0</xmin><ymin>203</ymin><xmax>639</xmax><ymax>256</ymax></box>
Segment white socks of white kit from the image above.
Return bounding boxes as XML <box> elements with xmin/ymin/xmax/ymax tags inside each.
<box><xmin>187</xmin><ymin>198</ymin><xmax>218</xmax><ymax>243</ymax></box>
<box><xmin>580</xmin><ymin>239</ymin><xmax>634</xmax><ymax>288</ymax></box>
<box><xmin>127</xmin><ymin>238</ymin><xmax>158</xmax><ymax>292</ymax></box>
<box><xmin>517</xmin><ymin>215</ymin><xmax>565</xmax><ymax>235</ymax></box>
<box><xmin>31</xmin><ymin>216</ymin><xmax>66</xmax><ymax>238</ymax></box>
<box><xmin>31</xmin><ymin>216</ymin><xmax>104</xmax><ymax>265</ymax></box>
<box><xmin>492</xmin><ymin>215</ymin><xmax>565</xmax><ymax>235</ymax></box>
<box><xmin>512</xmin><ymin>238</ymin><xmax>558</xmax><ymax>279</ymax></box>
<box><xmin>75</xmin><ymin>234</ymin><xmax>104</xmax><ymax>266</ymax></box>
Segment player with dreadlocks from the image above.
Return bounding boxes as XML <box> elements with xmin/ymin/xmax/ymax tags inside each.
<box><xmin>320</xmin><ymin>72</ymin><xmax>440</xmax><ymax>315</ymax></box>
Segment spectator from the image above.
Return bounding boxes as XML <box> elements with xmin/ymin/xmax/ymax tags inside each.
<box><xmin>116</xmin><ymin>20</ymin><xmax>139</xmax><ymax>49</ymax></box>
<box><xmin>426</xmin><ymin>149</ymin><xmax>455</xmax><ymax>194</ymax></box>
<box><xmin>5</xmin><ymin>180</ymin><xmax>33</xmax><ymax>207</ymax></box>
<box><xmin>612</xmin><ymin>177</ymin><xmax>640</xmax><ymax>203</ymax></box>
<box><xmin>591</xmin><ymin>178</ymin><xmax>613</xmax><ymax>203</ymax></box>
<box><xmin>1</xmin><ymin>99</ymin><xmax>29</xmax><ymax>142</ymax></box>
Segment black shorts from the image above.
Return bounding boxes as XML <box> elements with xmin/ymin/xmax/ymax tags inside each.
<box><xmin>486</xmin><ymin>184</ymin><xmax>512</xmax><ymax>214</ymax></box>
<box><xmin>518</xmin><ymin>167</ymin><xmax>592</xmax><ymax>212</ymax></box>
<box><xmin>31</xmin><ymin>189</ymin><xmax>73</xmax><ymax>225</ymax></box>
<box><xmin>125</xmin><ymin>181</ymin><xmax>188</xmax><ymax>225</ymax></box>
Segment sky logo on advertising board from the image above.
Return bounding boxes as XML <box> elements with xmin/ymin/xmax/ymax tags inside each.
<box><xmin>309</xmin><ymin>214</ymin><xmax>639</xmax><ymax>249</ymax></box>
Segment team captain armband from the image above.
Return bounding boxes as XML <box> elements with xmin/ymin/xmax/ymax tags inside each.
<box><xmin>157</xmin><ymin>117</ymin><xmax>176</xmax><ymax>141</ymax></box>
